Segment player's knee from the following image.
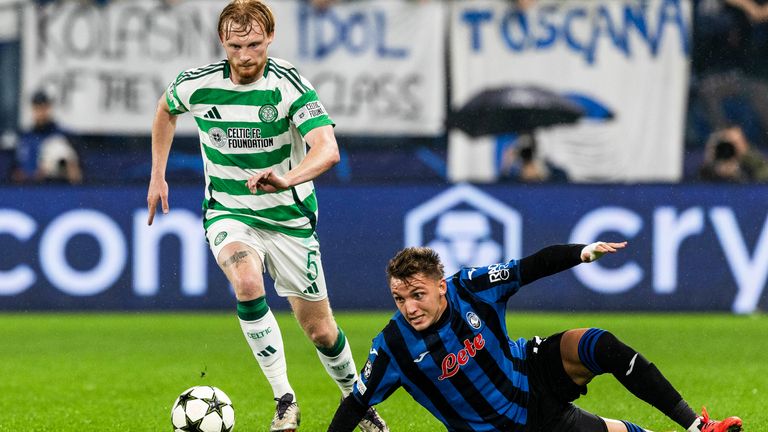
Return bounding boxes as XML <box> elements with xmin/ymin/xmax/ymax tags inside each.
<box><xmin>229</xmin><ymin>272</ymin><xmax>265</xmax><ymax>298</ymax></box>
<box><xmin>307</xmin><ymin>323</ymin><xmax>337</xmax><ymax>348</ymax></box>
<box><xmin>578</xmin><ymin>328</ymin><xmax>635</xmax><ymax>375</ymax></box>
<box><xmin>593</xmin><ymin>330</ymin><xmax>634</xmax><ymax>363</ymax></box>
<box><xmin>577</xmin><ymin>328</ymin><xmax>610</xmax><ymax>375</ymax></box>
<box><xmin>582</xmin><ymin>328</ymin><xmax>650</xmax><ymax>376</ymax></box>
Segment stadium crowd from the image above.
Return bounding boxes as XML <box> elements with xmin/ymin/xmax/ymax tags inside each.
<box><xmin>1</xmin><ymin>0</ymin><xmax>768</xmax><ymax>185</ymax></box>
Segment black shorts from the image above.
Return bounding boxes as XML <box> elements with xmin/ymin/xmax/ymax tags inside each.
<box><xmin>525</xmin><ymin>332</ymin><xmax>607</xmax><ymax>432</ymax></box>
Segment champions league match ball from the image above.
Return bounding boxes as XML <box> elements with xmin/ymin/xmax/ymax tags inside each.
<box><xmin>171</xmin><ymin>386</ymin><xmax>235</xmax><ymax>432</ymax></box>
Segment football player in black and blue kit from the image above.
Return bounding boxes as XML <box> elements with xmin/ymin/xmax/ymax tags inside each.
<box><xmin>327</xmin><ymin>242</ymin><xmax>742</xmax><ymax>432</ymax></box>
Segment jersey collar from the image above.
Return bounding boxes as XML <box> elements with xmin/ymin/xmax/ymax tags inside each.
<box><xmin>223</xmin><ymin>59</ymin><xmax>270</xmax><ymax>83</ymax></box>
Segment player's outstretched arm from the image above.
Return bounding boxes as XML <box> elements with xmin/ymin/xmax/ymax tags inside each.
<box><xmin>246</xmin><ymin>124</ymin><xmax>340</xmax><ymax>193</ymax></box>
<box><xmin>147</xmin><ymin>95</ymin><xmax>178</xmax><ymax>225</ymax></box>
<box><xmin>327</xmin><ymin>394</ymin><xmax>369</xmax><ymax>432</ymax></box>
<box><xmin>519</xmin><ymin>241</ymin><xmax>627</xmax><ymax>286</ymax></box>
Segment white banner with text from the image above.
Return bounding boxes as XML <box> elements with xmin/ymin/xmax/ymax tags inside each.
<box><xmin>448</xmin><ymin>0</ymin><xmax>691</xmax><ymax>182</ymax></box>
<box><xmin>21</xmin><ymin>0</ymin><xmax>445</xmax><ymax>136</ymax></box>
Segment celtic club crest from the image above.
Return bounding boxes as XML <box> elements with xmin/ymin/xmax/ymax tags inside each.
<box><xmin>208</xmin><ymin>127</ymin><xmax>226</xmax><ymax>148</ymax></box>
<box><xmin>259</xmin><ymin>104</ymin><xmax>278</xmax><ymax>123</ymax></box>
<box><xmin>214</xmin><ymin>231</ymin><xmax>228</xmax><ymax>246</ymax></box>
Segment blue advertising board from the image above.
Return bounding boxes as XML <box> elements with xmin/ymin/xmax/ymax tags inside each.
<box><xmin>1</xmin><ymin>183</ymin><xmax>767</xmax><ymax>313</ymax></box>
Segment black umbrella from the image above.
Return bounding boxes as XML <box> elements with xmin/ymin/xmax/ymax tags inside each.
<box><xmin>449</xmin><ymin>85</ymin><xmax>586</xmax><ymax>137</ymax></box>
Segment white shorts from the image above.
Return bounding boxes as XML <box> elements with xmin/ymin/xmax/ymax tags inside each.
<box><xmin>205</xmin><ymin>218</ymin><xmax>327</xmax><ymax>301</ymax></box>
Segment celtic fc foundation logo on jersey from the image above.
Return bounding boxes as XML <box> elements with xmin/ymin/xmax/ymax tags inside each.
<box><xmin>258</xmin><ymin>104</ymin><xmax>278</xmax><ymax>123</ymax></box>
<box><xmin>214</xmin><ymin>231</ymin><xmax>228</xmax><ymax>246</ymax></box>
<box><xmin>208</xmin><ymin>127</ymin><xmax>226</xmax><ymax>148</ymax></box>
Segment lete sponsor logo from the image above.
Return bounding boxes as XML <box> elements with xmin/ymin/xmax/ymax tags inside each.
<box><xmin>437</xmin><ymin>333</ymin><xmax>485</xmax><ymax>381</ymax></box>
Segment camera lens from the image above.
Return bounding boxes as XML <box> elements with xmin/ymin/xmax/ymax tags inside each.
<box><xmin>714</xmin><ymin>140</ymin><xmax>736</xmax><ymax>160</ymax></box>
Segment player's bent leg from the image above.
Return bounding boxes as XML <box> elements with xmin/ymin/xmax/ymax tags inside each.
<box><xmin>289</xmin><ymin>296</ymin><xmax>338</xmax><ymax>346</ymax></box>
<box><xmin>561</xmin><ymin>328</ymin><xmax>701</xmax><ymax>431</ymax></box>
<box><xmin>290</xmin><ymin>297</ymin><xmax>389</xmax><ymax>432</ymax></box>
<box><xmin>265</xmin><ymin>230</ymin><xmax>388</xmax><ymax>430</ymax></box>
<box><xmin>289</xmin><ymin>297</ymin><xmax>358</xmax><ymax>393</ymax></box>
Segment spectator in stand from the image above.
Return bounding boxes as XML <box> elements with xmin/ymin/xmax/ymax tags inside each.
<box><xmin>726</xmin><ymin>0</ymin><xmax>768</xmax><ymax>120</ymax></box>
<box><xmin>513</xmin><ymin>0</ymin><xmax>537</xmax><ymax>10</ymax></box>
<box><xmin>727</xmin><ymin>0</ymin><xmax>768</xmax><ymax>21</ymax></box>
<box><xmin>309</xmin><ymin>0</ymin><xmax>538</xmax><ymax>10</ymax></box>
<box><xmin>694</xmin><ymin>0</ymin><xmax>768</xmax><ymax>144</ymax></box>
<box><xmin>12</xmin><ymin>91</ymin><xmax>82</xmax><ymax>185</ymax></box>
<box><xmin>500</xmin><ymin>133</ymin><xmax>569</xmax><ymax>183</ymax></box>
<box><xmin>699</xmin><ymin>125</ymin><xmax>768</xmax><ymax>182</ymax></box>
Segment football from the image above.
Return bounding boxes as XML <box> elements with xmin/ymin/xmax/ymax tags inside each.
<box><xmin>171</xmin><ymin>386</ymin><xmax>235</xmax><ymax>432</ymax></box>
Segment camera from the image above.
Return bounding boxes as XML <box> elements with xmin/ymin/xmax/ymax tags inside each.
<box><xmin>714</xmin><ymin>139</ymin><xmax>737</xmax><ymax>161</ymax></box>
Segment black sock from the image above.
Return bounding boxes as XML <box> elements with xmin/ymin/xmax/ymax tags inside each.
<box><xmin>579</xmin><ymin>328</ymin><xmax>698</xmax><ymax>429</ymax></box>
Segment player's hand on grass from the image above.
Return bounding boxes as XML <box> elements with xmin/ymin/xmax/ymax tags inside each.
<box><xmin>580</xmin><ymin>241</ymin><xmax>627</xmax><ymax>262</ymax></box>
<box><xmin>147</xmin><ymin>177</ymin><xmax>169</xmax><ymax>225</ymax></box>
<box><xmin>247</xmin><ymin>169</ymin><xmax>290</xmax><ymax>193</ymax></box>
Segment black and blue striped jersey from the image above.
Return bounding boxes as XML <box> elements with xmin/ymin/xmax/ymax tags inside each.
<box><xmin>352</xmin><ymin>260</ymin><xmax>531</xmax><ymax>432</ymax></box>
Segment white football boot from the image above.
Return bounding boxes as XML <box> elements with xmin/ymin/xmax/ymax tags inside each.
<box><xmin>357</xmin><ymin>405</ymin><xmax>388</xmax><ymax>432</ymax></box>
<box><xmin>270</xmin><ymin>393</ymin><xmax>300</xmax><ymax>431</ymax></box>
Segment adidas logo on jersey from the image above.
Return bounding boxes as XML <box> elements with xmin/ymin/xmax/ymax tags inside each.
<box><xmin>204</xmin><ymin>106</ymin><xmax>222</xmax><ymax>119</ymax></box>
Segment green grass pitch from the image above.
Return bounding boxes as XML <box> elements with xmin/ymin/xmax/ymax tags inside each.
<box><xmin>0</xmin><ymin>312</ymin><xmax>765</xmax><ymax>431</ymax></box>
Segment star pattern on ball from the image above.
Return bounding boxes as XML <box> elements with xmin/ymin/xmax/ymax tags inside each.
<box><xmin>202</xmin><ymin>391</ymin><xmax>227</xmax><ymax>417</ymax></box>
<box><xmin>179</xmin><ymin>415</ymin><xmax>205</xmax><ymax>432</ymax></box>
<box><xmin>176</xmin><ymin>389</ymin><xmax>197</xmax><ymax>411</ymax></box>
<box><xmin>219</xmin><ymin>420</ymin><xmax>233</xmax><ymax>432</ymax></box>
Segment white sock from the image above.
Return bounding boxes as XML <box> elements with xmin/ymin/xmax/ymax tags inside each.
<box><xmin>687</xmin><ymin>418</ymin><xmax>702</xmax><ymax>432</ymax></box>
<box><xmin>316</xmin><ymin>334</ymin><xmax>358</xmax><ymax>397</ymax></box>
<box><xmin>239</xmin><ymin>309</ymin><xmax>295</xmax><ymax>400</ymax></box>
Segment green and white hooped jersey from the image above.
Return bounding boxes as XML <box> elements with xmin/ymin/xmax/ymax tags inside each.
<box><xmin>165</xmin><ymin>57</ymin><xmax>334</xmax><ymax>238</ymax></box>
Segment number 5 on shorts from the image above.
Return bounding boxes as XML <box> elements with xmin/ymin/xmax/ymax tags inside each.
<box><xmin>306</xmin><ymin>250</ymin><xmax>318</xmax><ymax>281</ymax></box>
